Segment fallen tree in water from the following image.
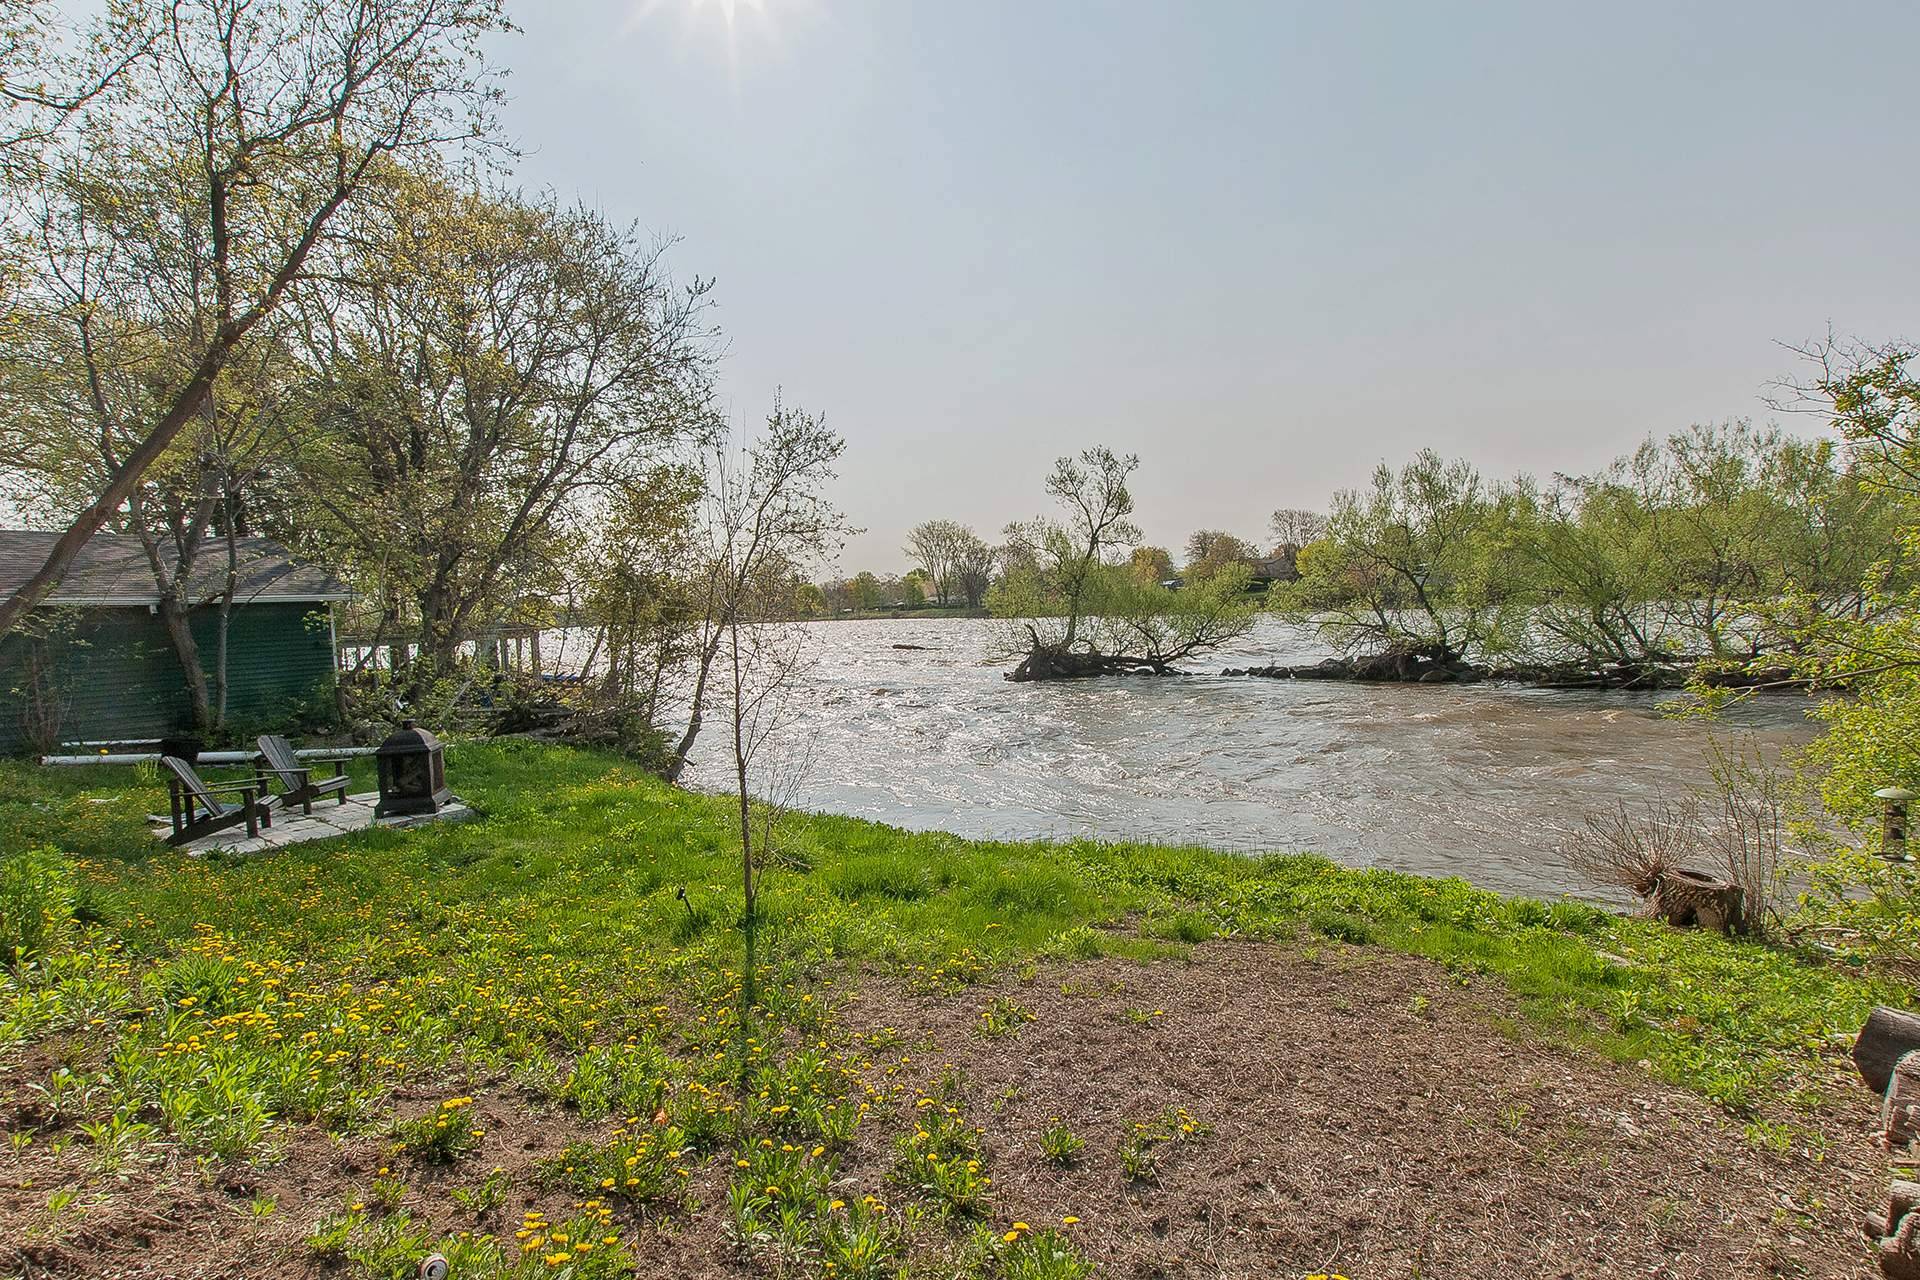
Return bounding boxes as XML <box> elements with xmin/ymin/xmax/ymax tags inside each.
<box><xmin>1001</xmin><ymin>569</ymin><xmax>1259</xmax><ymax>682</ymax></box>
<box><xmin>1221</xmin><ymin>643</ymin><xmax>1802</xmax><ymax>691</ymax></box>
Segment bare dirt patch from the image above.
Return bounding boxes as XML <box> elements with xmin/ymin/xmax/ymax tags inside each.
<box><xmin>845</xmin><ymin>938</ymin><xmax>1887</xmax><ymax>1280</ymax></box>
<box><xmin>0</xmin><ymin>938</ymin><xmax>1889</xmax><ymax>1279</ymax></box>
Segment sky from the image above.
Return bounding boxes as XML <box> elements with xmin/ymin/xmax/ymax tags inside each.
<box><xmin>494</xmin><ymin>1</ymin><xmax>1920</xmax><ymax>574</ymax></box>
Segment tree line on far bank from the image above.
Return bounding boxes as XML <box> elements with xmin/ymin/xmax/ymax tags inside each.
<box><xmin>870</xmin><ymin>406</ymin><xmax>1902</xmax><ymax>690</ymax></box>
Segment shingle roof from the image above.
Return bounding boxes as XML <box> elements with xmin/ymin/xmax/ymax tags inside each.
<box><xmin>0</xmin><ymin>531</ymin><xmax>349</xmax><ymax>607</ymax></box>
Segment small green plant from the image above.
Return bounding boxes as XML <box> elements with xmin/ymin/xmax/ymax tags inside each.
<box><xmin>0</xmin><ymin>847</ymin><xmax>73</xmax><ymax>966</ymax></box>
<box><xmin>369</xmin><ymin>1169</ymin><xmax>408</xmax><ymax>1212</ymax></box>
<box><xmin>394</xmin><ymin>1097</ymin><xmax>482</xmax><ymax>1164</ymax></box>
<box><xmin>1117</xmin><ymin>1130</ymin><xmax>1158</xmax><ymax>1182</ymax></box>
<box><xmin>1000</xmin><ymin>1225</ymin><xmax>1095</xmax><ymax>1279</ymax></box>
<box><xmin>978</xmin><ymin>995</ymin><xmax>1035</xmax><ymax>1039</ymax></box>
<box><xmin>1122</xmin><ymin>1007</ymin><xmax>1163</xmax><ymax>1027</ymax></box>
<box><xmin>1038</xmin><ymin>1119</ymin><xmax>1083</xmax><ymax>1166</ymax></box>
<box><xmin>1410</xmin><ymin>993</ymin><xmax>1432</xmax><ymax>1018</ymax></box>
<box><xmin>1119</xmin><ymin>1105</ymin><xmax>1212</xmax><ymax>1182</ymax></box>
<box><xmin>892</xmin><ymin>1103</ymin><xmax>989</xmax><ymax>1215</ymax></box>
<box><xmin>247</xmin><ymin>1194</ymin><xmax>277</xmax><ymax>1218</ymax></box>
<box><xmin>449</xmin><ymin>1166</ymin><xmax>509</xmax><ymax>1214</ymax></box>
<box><xmin>819</xmin><ymin>1197</ymin><xmax>904</xmax><ymax>1279</ymax></box>
<box><xmin>305</xmin><ymin>1209</ymin><xmax>359</xmax><ymax>1259</ymax></box>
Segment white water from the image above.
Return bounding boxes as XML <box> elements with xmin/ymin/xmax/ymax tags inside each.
<box><xmin>634</xmin><ymin>616</ymin><xmax>1817</xmax><ymax>900</ymax></box>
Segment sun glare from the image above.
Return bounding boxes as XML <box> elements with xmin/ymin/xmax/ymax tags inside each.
<box><xmin>624</xmin><ymin>0</ymin><xmax>792</xmax><ymax>79</ymax></box>
<box><xmin>692</xmin><ymin>0</ymin><xmax>765</xmax><ymax>27</ymax></box>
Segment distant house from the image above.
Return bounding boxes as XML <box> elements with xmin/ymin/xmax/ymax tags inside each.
<box><xmin>1163</xmin><ymin>551</ymin><xmax>1300</xmax><ymax>595</ymax></box>
<box><xmin>1250</xmin><ymin>550</ymin><xmax>1301</xmax><ymax>586</ymax></box>
<box><xmin>0</xmin><ymin>532</ymin><xmax>349</xmax><ymax>753</ymax></box>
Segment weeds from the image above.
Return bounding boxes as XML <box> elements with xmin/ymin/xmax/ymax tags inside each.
<box><xmin>1038</xmin><ymin>1118</ymin><xmax>1084</xmax><ymax>1166</ymax></box>
<box><xmin>542</xmin><ymin>1125</ymin><xmax>692</xmax><ymax>1205</ymax></box>
<box><xmin>394</xmin><ymin>1097</ymin><xmax>482</xmax><ymax>1164</ymax></box>
<box><xmin>450</xmin><ymin>1166</ymin><xmax>510</xmax><ymax>1215</ymax></box>
<box><xmin>1119</xmin><ymin>1106</ymin><xmax>1212</xmax><ymax>1183</ymax></box>
<box><xmin>892</xmin><ymin>1102</ymin><xmax>990</xmax><ymax>1215</ymax></box>
<box><xmin>999</xmin><ymin>1224</ymin><xmax>1095</xmax><ymax>1279</ymax></box>
<box><xmin>978</xmin><ymin>995</ymin><xmax>1036</xmax><ymax>1039</ymax></box>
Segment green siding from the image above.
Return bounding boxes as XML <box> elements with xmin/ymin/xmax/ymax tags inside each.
<box><xmin>0</xmin><ymin>603</ymin><xmax>335</xmax><ymax>754</ymax></box>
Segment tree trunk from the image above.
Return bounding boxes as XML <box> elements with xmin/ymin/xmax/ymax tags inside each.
<box><xmin>664</xmin><ymin>624</ymin><xmax>724</xmax><ymax>783</ymax></box>
<box><xmin>157</xmin><ymin>595</ymin><xmax>216</xmax><ymax>733</ymax></box>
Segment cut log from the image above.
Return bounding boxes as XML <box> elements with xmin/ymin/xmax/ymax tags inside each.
<box><xmin>1886</xmin><ymin>1182</ymin><xmax>1920</xmax><ymax>1237</ymax></box>
<box><xmin>1888</xmin><ymin>1055</ymin><xmax>1920</xmax><ymax>1152</ymax></box>
<box><xmin>1647</xmin><ymin>869</ymin><xmax>1744</xmax><ymax>934</ymax></box>
<box><xmin>1857</xmin><ymin>1008</ymin><xmax>1920</xmax><ymax>1094</ymax></box>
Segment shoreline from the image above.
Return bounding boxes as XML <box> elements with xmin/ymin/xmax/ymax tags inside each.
<box><xmin>0</xmin><ymin>741</ymin><xmax>1901</xmax><ymax>1278</ymax></box>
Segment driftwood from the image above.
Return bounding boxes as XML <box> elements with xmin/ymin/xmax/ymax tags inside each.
<box><xmin>1856</xmin><ymin>1008</ymin><xmax>1920</xmax><ymax>1095</ymax></box>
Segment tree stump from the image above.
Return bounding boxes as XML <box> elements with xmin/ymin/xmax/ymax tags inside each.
<box><xmin>1648</xmin><ymin>868</ymin><xmax>1744</xmax><ymax>934</ymax></box>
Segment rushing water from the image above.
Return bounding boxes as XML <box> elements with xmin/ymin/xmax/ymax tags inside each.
<box><xmin>658</xmin><ymin>616</ymin><xmax>1817</xmax><ymax>901</ymax></box>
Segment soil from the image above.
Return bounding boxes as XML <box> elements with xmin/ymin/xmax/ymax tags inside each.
<box><xmin>0</xmin><ymin>939</ymin><xmax>1888</xmax><ymax>1279</ymax></box>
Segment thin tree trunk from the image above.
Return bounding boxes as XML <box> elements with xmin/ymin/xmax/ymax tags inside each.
<box><xmin>157</xmin><ymin>595</ymin><xmax>215</xmax><ymax>732</ymax></box>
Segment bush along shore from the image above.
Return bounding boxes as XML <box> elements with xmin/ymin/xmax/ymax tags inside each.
<box><xmin>1222</xmin><ymin>641</ymin><xmax>1800</xmax><ymax>691</ymax></box>
<box><xmin>0</xmin><ymin>740</ymin><xmax>1907</xmax><ymax>1278</ymax></box>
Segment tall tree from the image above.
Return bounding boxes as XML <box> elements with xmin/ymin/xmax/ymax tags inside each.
<box><xmin>1269</xmin><ymin>508</ymin><xmax>1327</xmax><ymax>549</ymax></box>
<box><xmin>949</xmin><ymin>527</ymin><xmax>997</xmax><ymax>608</ymax></box>
<box><xmin>1277</xmin><ymin>450</ymin><xmax>1498</xmax><ymax>660</ymax></box>
<box><xmin>1183</xmin><ymin>529</ymin><xmax>1258</xmax><ymax>580</ymax></box>
<box><xmin>903</xmin><ymin>519</ymin><xmax>967</xmax><ymax>606</ymax></box>
<box><xmin>287</xmin><ymin>176</ymin><xmax>719</xmax><ymax>685</ymax></box>
<box><xmin>0</xmin><ymin>0</ymin><xmax>510</xmax><ymax>640</ymax></box>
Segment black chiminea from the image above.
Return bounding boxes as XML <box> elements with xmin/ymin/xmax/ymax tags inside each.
<box><xmin>374</xmin><ymin>719</ymin><xmax>451</xmax><ymax>818</ymax></box>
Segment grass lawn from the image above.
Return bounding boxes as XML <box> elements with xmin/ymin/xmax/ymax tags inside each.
<box><xmin>0</xmin><ymin>740</ymin><xmax>1903</xmax><ymax>1278</ymax></box>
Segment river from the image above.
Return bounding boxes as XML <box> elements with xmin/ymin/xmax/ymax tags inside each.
<box><xmin>650</xmin><ymin>616</ymin><xmax>1818</xmax><ymax>901</ymax></box>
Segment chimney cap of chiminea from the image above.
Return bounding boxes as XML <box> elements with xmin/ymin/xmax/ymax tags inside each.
<box><xmin>376</xmin><ymin>720</ymin><xmax>442</xmax><ymax>757</ymax></box>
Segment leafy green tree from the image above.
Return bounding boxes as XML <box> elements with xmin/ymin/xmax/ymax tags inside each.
<box><xmin>1129</xmin><ymin>545</ymin><xmax>1175</xmax><ymax>584</ymax></box>
<box><xmin>284</xmin><ymin>175</ymin><xmax>719</xmax><ymax>688</ymax></box>
<box><xmin>850</xmin><ymin>572</ymin><xmax>884</xmax><ymax>611</ymax></box>
<box><xmin>1183</xmin><ymin>530</ymin><xmax>1259</xmax><ymax>581</ymax></box>
<box><xmin>0</xmin><ymin>0</ymin><xmax>510</xmax><ymax>640</ymax></box>
<box><xmin>1276</xmin><ymin>450</ymin><xmax>1500</xmax><ymax>661</ymax></box>
<box><xmin>993</xmin><ymin>447</ymin><xmax>1254</xmax><ymax>677</ymax></box>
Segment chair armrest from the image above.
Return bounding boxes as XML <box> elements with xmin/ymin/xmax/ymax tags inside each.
<box><xmin>198</xmin><ymin>778</ymin><xmax>267</xmax><ymax>794</ymax></box>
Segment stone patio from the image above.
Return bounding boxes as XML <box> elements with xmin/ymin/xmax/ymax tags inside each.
<box><xmin>151</xmin><ymin>791</ymin><xmax>478</xmax><ymax>855</ymax></box>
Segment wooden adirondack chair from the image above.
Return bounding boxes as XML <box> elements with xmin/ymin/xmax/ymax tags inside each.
<box><xmin>254</xmin><ymin>735</ymin><xmax>353</xmax><ymax>815</ymax></box>
<box><xmin>161</xmin><ymin>756</ymin><xmax>273</xmax><ymax>847</ymax></box>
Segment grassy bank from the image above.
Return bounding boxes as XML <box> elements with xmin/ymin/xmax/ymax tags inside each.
<box><xmin>0</xmin><ymin>741</ymin><xmax>1901</xmax><ymax>1276</ymax></box>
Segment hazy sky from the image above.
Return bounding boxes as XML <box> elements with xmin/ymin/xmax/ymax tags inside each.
<box><xmin>497</xmin><ymin>1</ymin><xmax>1920</xmax><ymax>573</ymax></box>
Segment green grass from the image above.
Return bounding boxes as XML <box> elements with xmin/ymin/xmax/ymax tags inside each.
<box><xmin>0</xmin><ymin>738</ymin><xmax>1905</xmax><ymax>1273</ymax></box>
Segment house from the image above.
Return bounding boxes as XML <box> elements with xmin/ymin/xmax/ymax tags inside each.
<box><xmin>0</xmin><ymin>532</ymin><xmax>349</xmax><ymax>753</ymax></box>
<box><xmin>1250</xmin><ymin>550</ymin><xmax>1301</xmax><ymax>586</ymax></box>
